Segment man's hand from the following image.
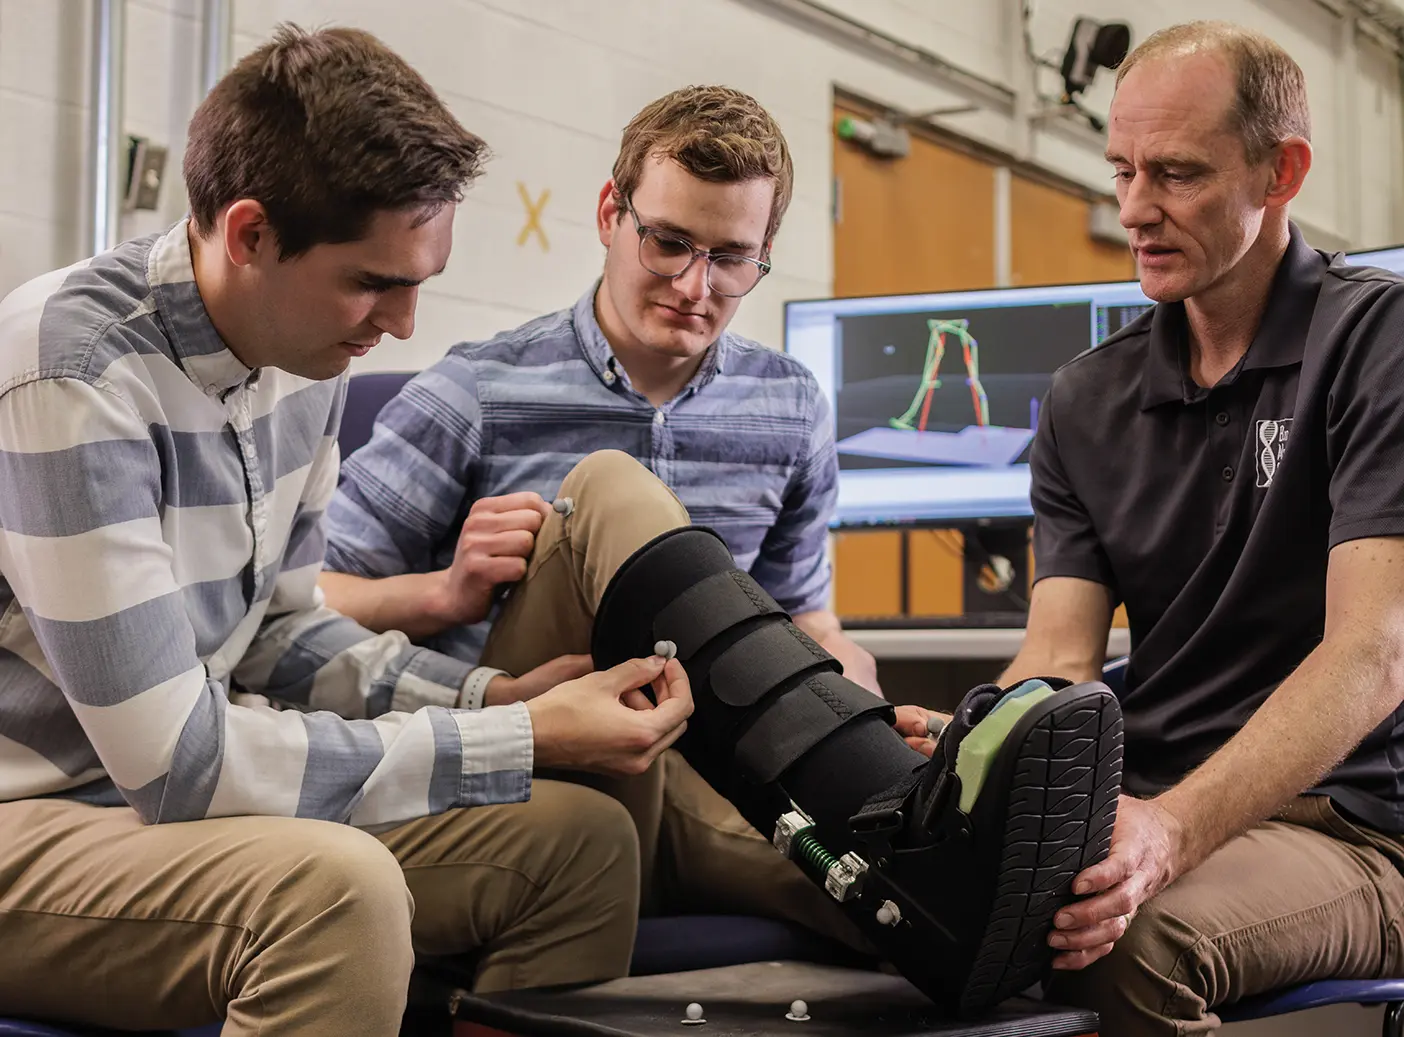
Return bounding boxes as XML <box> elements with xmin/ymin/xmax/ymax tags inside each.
<box><xmin>527</xmin><ymin>656</ymin><xmax>694</xmax><ymax>777</ymax></box>
<box><xmin>430</xmin><ymin>492</ymin><xmax>551</xmax><ymax>627</ymax></box>
<box><xmin>1048</xmin><ymin>795</ymin><xmax>1187</xmax><ymax>970</ymax></box>
<box><xmin>484</xmin><ymin>654</ymin><xmax>593</xmax><ymax>706</ymax></box>
<box><xmin>893</xmin><ymin>704</ymin><xmax>948</xmax><ymax>757</ymax></box>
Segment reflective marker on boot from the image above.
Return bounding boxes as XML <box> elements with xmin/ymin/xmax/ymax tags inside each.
<box><xmin>682</xmin><ymin>1002</ymin><xmax>705</xmax><ymax>1025</ymax></box>
<box><xmin>552</xmin><ymin>497</ymin><xmax>574</xmax><ymax>517</ymax></box>
<box><xmin>786</xmin><ymin>1000</ymin><xmax>810</xmax><ymax>1022</ymax></box>
<box><xmin>654</xmin><ymin>639</ymin><xmax>677</xmax><ymax>661</ymax></box>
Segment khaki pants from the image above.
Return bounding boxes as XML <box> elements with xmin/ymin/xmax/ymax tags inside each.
<box><xmin>0</xmin><ymin>782</ymin><xmax>638</xmax><ymax>1035</ymax></box>
<box><xmin>1047</xmin><ymin>795</ymin><xmax>1404</xmax><ymax>1035</ymax></box>
<box><xmin>481</xmin><ymin>450</ymin><xmax>860</xmax><ymax>941</ymax></box>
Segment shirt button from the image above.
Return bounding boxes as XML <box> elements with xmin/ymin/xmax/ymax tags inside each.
<box><xmin>602</xmin><ymin>370</ymin><xmax>616</xmax><ymax>385</ymax></box>
<box><xmin>1215</xmin><ymin>411</ymin><xmax>1230</xmax><ymax>427</ymax></box>
<box><xmin>653</xmin><ymin>410</ymin><xmax>665</xmax><ymax>425</ymax></box>
<box><xmin>1221</xmin><ymin>466</ymin><xmax>1234</xmax><ymax>482</ymax></box>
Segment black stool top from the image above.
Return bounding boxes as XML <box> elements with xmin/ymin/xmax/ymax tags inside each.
<box><xmin>447</xmin><ymin>962</ymin><xmax>1098</xmax><ymax>1037</ymax></box>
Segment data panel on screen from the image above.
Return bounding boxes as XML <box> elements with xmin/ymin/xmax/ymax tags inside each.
<box><xmin>786</xmin><ymin>244</ymin><xmax>1404</xmax><ymax>530</ymax></box>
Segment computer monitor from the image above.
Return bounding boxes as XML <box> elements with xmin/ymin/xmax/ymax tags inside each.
<box><xmin>785</xmin><ymin>279</ymin><xmax>1154</xmax><ymax>529</ymax></box>
<box><xmin>1348</xmin><ymin>244</ymin><xmax>1404</xmax><ymax>272</ymax></box>
<box><xmin>786</xmin><ymin>243</ymin><xmax>1404</xmax><ymax>533</ymax></box>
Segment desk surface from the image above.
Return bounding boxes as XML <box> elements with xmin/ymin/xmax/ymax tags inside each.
<box><xmin>849</xmin><ymin>627</ymin><xmax>1131</xmax><ymax>661</ymax></box>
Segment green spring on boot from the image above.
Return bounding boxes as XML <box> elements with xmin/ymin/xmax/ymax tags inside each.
<box><xmin>792</xmin><ymin>827</ymin><xmax>838</xmax><ymax>879</ymax></box>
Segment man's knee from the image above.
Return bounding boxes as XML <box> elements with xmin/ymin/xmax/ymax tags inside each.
<box><xmin>1047</xmin><ymin>898</ymin><xmax>1204</xmax><ymax>1029</ymax></box>
<box><xmin>559</xmin><ymin>450</ymin><xmax>688</xmax><ymax>524</ymax></box>
<box><xmin>257</xmin><ymin>820</ymin><xmax>415</xmax><ymax>969</ymax></box>
<box><xmin>532</xmin><ymin>781</ymin><xmax>642</xmax><ymax>896</ymax></box>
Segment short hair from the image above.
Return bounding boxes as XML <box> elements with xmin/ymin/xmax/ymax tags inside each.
<box><xmin>184</xmin><ymin>24</ymin><xmax>487</xmax><ymax>258</ymax></box>
<box><xmin>1116</xmin><ymin>21</ymin><xmax>1310</xmax><ymax>162</ymax></box>
<box><xmin>611</xmin><ymin>85</ymin><xmax>793</xmax><ymax>246</ymax></box>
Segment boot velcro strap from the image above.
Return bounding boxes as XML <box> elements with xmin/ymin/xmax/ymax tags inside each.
<box><xmin>710</xmin><ymin>623</ymin><xmax>838</xmax><ymax>708</ymax></box>
<box><xmin>849</xmin><ymin>773</ymin><xmax>922</xmax><ymax>835</ymax></box>
<box><xmin>735</xmin><ymin>671</ymin><xmax>894</xmax><ymax>784</ymax></box>
<box><xmin>654</xmin><ymin>569</ymin><xmax>786</xmax><ymax>660</ymax></box>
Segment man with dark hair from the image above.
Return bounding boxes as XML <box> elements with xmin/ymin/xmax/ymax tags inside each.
<box><xmin>0</xmin><ymin>25</ymin><xmax>691</xmax><ymax>1035</ymax></box>
<box><xmin>318</xmin><ymin>85</ymin><xmax>938</xmax><ymax>933</ymax></box>
<box><xmin>995</xmin><ymin>19</ymin><xmax>1404</xmax><ymax>1034</ymax></box>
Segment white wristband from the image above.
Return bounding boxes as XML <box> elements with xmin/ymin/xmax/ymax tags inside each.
<box><xmin>460</xmin><ymin>666</ymin><xmax>508</xmax><ymax>710</ymax></box>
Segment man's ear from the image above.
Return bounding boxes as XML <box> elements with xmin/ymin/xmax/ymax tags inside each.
<box><xmin>222</xmin><ymin>199</ymin><xmax>277</xmax><ymax>267</ymax></box>
<box><xmin>597</xmin><ymin>179</ymin><xmax>622</xmax><ymax>247</ymax></box>
<box><xmin>1264</xmin><ymin>136</ymin><xmax>1312</xmax><ymax>211</ymax></box>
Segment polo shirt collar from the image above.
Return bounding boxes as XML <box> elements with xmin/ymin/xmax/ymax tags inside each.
<box><xmin>573</xmin><ymin>281</ymin><xmax>730</xmax><ymax>391</ymax></box>
<box><xmin>1139</xmin><ymin>223</ymin><xmax>1324</xmax><ymax>410</ymax></box>
<box><xmin>146</xmin><ymin>220</ymin><xmax>257</xmax><ymax>396</ymax></box>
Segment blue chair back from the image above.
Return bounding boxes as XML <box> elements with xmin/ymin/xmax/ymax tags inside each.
<box><xmin>338</xmin><ymin>371</ymin><xmax>415</xmax><ymax>460</ymax></box>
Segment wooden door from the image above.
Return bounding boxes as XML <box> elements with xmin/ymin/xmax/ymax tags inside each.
<box><xmin>1010</xmin><ymin>175</ymin><xmax>1135</xmax><ymax>286</ymax></box>
<box><xmin>831</xmin><ymin>102</ymin><xmax>998</xmax><ymax>618</ymax></box>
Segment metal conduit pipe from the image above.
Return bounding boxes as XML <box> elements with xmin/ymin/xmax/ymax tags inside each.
<box><xmin>87</xmin><ymin>0</ymin><xmax>126</xmax><ymax>255</ymax></box>
<box><xmin>201</xmin><ymin>0</ymin><xmax>233</xmax><ymax>98</ymax></box>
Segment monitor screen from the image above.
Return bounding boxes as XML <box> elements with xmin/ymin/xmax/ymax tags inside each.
<box><xmin>786</xmin><ymin>280</ymin><xmax>1154</xmax><ymax>527</ymax></box>
<box><xmin>1349</xmin><ymin>245</ymin><xmax>1404</xmax><ymax>272</ymax></box>
<box><xmin>787</xmin><ymin>245</ymin><xmax>1404</xmax><ymax>530</ymax></box>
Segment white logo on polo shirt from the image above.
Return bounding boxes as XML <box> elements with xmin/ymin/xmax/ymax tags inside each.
<box><xmin>1256</xmin><ymin>418</ymin><xmax>1292</xmax><ymax>487</ymax></box>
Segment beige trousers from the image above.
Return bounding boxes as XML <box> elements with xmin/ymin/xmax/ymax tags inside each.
<box><xmin>1047</xmin><ymin>795</ymin><xmax>1404</xmax><ymax>1035</ymax></box>
<box><xmin>0</xmin><ymin>782</ymin><xmax>638</xmax><ymax>1035</ymax></box>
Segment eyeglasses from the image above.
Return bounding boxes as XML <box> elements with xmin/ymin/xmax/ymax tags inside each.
<box><xmin>620</xmin><ymin>195</ymin><xmax>771</xmax><ymax>298</ymax></box>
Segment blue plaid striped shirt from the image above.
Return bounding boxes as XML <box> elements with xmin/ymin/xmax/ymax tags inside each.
<box><xmin>325</xmin><ymin>286</ymin><xmax>838</xmax><ymax>666</ymax></box>
<box><xmin>0</xmin><ymin>221</ymin><xmax>533</xmax><ymax>825</ymax></box>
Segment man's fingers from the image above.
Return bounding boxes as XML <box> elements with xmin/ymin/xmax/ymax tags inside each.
<box><xmin>903</xmin><ymin>735</ymin><xmax>936</xmax><ymax>757</ymax></box>
<box><xmin>1071</xmin><ymin>849</ymin><xmax>1134</xmax><ymax>897</ymax></box>
<box><xmin>651</xmin><ymin>658</ymin><xmax>691</xmax><ymax>707</ymax></box>
<box><xmin>645</xmin><ymin>675</ymin><xmax>695</xmax><ymax>732</ymax></box>
<box><xmin>621</xmin><ymin>689</ymin><xmax>654</xmax><ymax>711</ymax></box>
<box><xmin>469</xmin><ymin>492</ymin><xmax>549</xmax><ymax>517</ymax></box>
<box><xmin>463</xmin><ymin>508</ymin><xmax>546</xmax><ymax>537</ymax></box>
<box><xmin>1054</xmin><ymin>884</ymin><xmax>1138</xmax><ymax>932</ymax></box>
<box><xmin>465</xmin><ymin>529</ymin><xmax>537</xmax><ymax>560</ymax></box>
<box><xmin>1048</xmin><ymin>913</ymin><xmax>1130</xmax><ymax>952</ymax></box>
<box><xmin>891</xmin><ymin>704</ymin><xmax>930</xmax><ymax>737</ymax></box>
<box><xmin>1050</xmin><ymin>943</ymin><xmax>1117</xmax><ymax>971</ymax></box>
<box><xmin>461</xmin><ymin>554</ymin><xmax>528</xmax><ymax>587</ymax></box>
<box><xmin>600</xmin><ymin>655</ymin><xmax>667</xmax><ymax>695</ymax></box>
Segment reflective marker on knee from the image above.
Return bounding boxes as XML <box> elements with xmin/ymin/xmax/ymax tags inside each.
<box><xmin>552</xmin><ymin>497</ymin><xmax>574</xmax><ymax>517</ymax></box>
<box><xmin>786</xmin><ymin>1000</ymin><xmax>810</xmax><ymax>1022</ymax></box>
<box><xmin>682</xmin><ymin>1002</ymin><xmax>705</xmax><ymax>1025</ymax></box>
<box><xmin>654</xmin><ymin>639</ymin><xmax>677</xmax><ymax>661</ymax></box>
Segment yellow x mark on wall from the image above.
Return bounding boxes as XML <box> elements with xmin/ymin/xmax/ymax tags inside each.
<box><xmin>517</xmin><ymin>182</ymin><xmax>550</xmax><ymax>251</ymax></box>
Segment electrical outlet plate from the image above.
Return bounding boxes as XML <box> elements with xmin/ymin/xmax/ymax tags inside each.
<box><xmin>124</xmin><ymin>137</ymin><xmax>168</xmax><ymax>212</ymax></box>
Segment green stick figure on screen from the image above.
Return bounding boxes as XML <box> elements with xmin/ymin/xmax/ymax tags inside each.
<box><xmin>890</xmin><ymin>318</ymin><xmax>990</xmax><ymax>431</ymax></box>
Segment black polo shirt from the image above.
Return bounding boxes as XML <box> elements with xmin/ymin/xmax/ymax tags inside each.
<box><xmin>1031</xmin><ymin>224</ymin><xmax>1404</xmax><ymax>833</ymax></box>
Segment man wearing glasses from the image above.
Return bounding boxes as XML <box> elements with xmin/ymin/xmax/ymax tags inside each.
<box><xmin>320</xmin><ymin>86</ymin><xmax>931</xmax><ymax>937</ymax></box>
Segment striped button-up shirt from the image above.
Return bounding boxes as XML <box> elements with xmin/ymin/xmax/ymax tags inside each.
<box><xmin>325</xmin><ymin>286</ymin><xmax>838</xmax><ymax>666</ymax></box>
<box><xmin>0</xmin><ymin>221</ymin><xmax>532</xmax><ymax>826</ymax></box>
